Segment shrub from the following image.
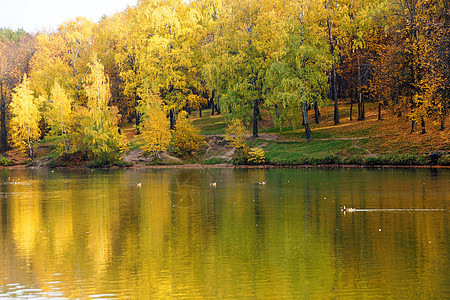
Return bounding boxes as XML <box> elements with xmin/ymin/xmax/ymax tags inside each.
<box><xmin>172</xmin><ymin>111</ymin><xmax>204</xmax><ymax>157</ymax></box>
<box><xmin>225</xmin><ymin>119</ymin><xmax>266</xmax><ymax>165</ymax></box>
<box><xmin>0</xmin><ymin>155</ymin><xmax>12</xmax><ymax>166</ymax></box>
<box><xmin>231</xmin><ymin>147</ymin><xmax>249</xmax><ymax>165</ymax></box>
<box><xmin>248</xmin><ymin>147</ymin><xmax>266</xmax><ymax>165</ymax></box>
<box><xmin>438</xmin><ymin>154</ymin><xmax>450</xmax><ymax>166</ymax></box>
<box><xmin>225</xmin><ymin>119</ymin><xmax>247</xmax><ymax>149</ymax></box>
<box><xmin>231</xmin><ymin>145</ymin><xmax>266</xmax><ymax>165</ymax></box>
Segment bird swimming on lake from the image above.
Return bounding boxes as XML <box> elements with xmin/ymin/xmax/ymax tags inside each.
<box><xmin>341</xmin><ymin>205</ymin><xmax>355</xmax><ymax>212</ymax></box>
<box><xmin>210</xmin><ymin>182</ymin><xmax>217</xmax><ymax>187</ymax></box>
<box><xmin>258</xmin><ymin>181</ymin><xmax>266</xmax><ymax>185</ymax></box>
<box><xmin>136</xmin><ymin>183</ymin><xmax>142</xmax><ymax>187</ymax></box>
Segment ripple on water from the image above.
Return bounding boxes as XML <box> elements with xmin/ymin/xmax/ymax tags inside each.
<box><xmin>0</xmin><ymin>283</ymin><xmax>70</xmax><ymax>299</ymax></box>
<box><xmin>88</xmin><ymin>294</ymin><xmax>117</xmax><ymax>299</ymax></box>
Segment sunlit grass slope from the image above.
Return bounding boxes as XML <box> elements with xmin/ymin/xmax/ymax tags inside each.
<box><xmin>191</xmin><ymin>102</ymin><xmax>449</xmax><ymax>166</ymax></box>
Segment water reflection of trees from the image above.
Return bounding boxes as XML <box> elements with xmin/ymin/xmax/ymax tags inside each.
<box><xmin>0</xmin><ymin>169</ymin><xmax>448</xmax><ymax>298</ymax></box>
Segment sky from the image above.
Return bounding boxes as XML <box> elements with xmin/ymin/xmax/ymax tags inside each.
<box><xmin>0</xmin><ymin>0</ymin><xmax>138</xmax><ymax>33</ymax></box>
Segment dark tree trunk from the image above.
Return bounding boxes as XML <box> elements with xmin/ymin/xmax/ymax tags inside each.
<box><xmin>0</xmin><ymin>81</ymin><xmax>7</xmax><ymax>155</ymax></box>
<box><xmin>327</xmin><ymin>14</ymin><xmax>339</xmax><ymax>125</ymax></box>
<box><xmin>362</xmin><ymin>101</ymin><xmax>365</xmax><ymax>118</ymax></box>
<box><xmin>169</xmin><ymin>108</ymin><xmax>176</xmax><ymax>130</ymax></box>
<box><xmin>440</xmin><ymin>104</ymin><xmax>447</xmax><ymax>130</ymax></box>
<box><xmin>421</xmin><ymin>117</ymin><xmax>426</xmax><ymax>134</ymax></box>
<box><xmin>302</xmin><ymin>101</ymin><xmax>312</xmax><ymax>142</ymax></box>
<box><xmin>350</xmin><ymin>99</ymin><xmax>353</xmax><ymax>121</ymax></box>
<box><xmin>199</xmin><ymin>108</ymin><xmax>202</xmax><ymax>118</ymax></box>
<box><xmin>252</xmin><ymin>99</ymin><xmax>259</xmax><ymax>138</ymax></box>
<box><xmin>135</xmin><ymin>91</ymin><xmax>141</xmax><ymax>134</ymax></box>
<box><xmin>378</xmin><ymin>103</ymin><xmax>382</xmax><ymax>120</ymax></box>
<box><xmin>357</xmin><ymin>56</ymin><xmax>365</xmax><ymax>121</ymax></box>
<box><xmin>331</xmin><ymin>65</ymin><xmax>339</xmax><ymax>125</ymax></box>
<box><xmin>215</xmin><ymin>94</ymin><xmax>221</xmax><ymax>115</ymax></box>
<box><xmin>410</xmin><ymin>120</ymin><xmax>415</xmax><ymax>133</ymax></box>
<box><xmin>314</xmin><ymin>101</ymin><xmax>320</xmax><ymax>124</ymax></box>
<box><xmin>210</xmin><ymin>90</ymin><xmax>216</xmax><ymax>115</ymax></box>
<box><xmin>274</xmin><ymin>104</ymin><xmax>280</xmax><ymax>119</ymax></box>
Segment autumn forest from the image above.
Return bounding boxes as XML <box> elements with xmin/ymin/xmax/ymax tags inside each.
<box><xmin>0</xmin><ymin>0</ymin><xmax>449</xmax><ymax>166</ymax></box>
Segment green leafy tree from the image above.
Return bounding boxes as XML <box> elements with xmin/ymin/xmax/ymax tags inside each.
<box><xmin>266</xmin><ymin>0</ymin><xmax>331</xmax><ymax>141</ymax></box>
<box><xmin>324</xmin><ymin>0</ymin><xmax>344</xmax><ymax>125</ymax></box>
<box><xmin>9</xmin><ymin>75</ymin><xmax>42</xmax><ymax>158</ymax></box>
<box><xmin>203</xmin><ymin>0</ymin><xmax>279</xmax><ymax>137</ymax></box>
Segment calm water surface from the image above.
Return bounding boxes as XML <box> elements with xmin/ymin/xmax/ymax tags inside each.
<box><xmin>0</xmin><ymin>168</ymin><xmax>448</xmax><ymax>299</ymax></box>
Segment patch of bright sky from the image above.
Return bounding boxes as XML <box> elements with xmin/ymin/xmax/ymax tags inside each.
<box><xmin>0</xmin><ymin>0</ymin><xmax>138</xmax><ymax>33</ymax></box>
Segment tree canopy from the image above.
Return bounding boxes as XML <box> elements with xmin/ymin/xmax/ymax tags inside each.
<box><xmin>0</xmin><ymin>0</ymin><xmax>447</xmax><ymax>160</ymax></box>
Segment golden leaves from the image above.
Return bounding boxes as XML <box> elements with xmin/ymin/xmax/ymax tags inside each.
<box><xmin>9</xmin><ymin>75</ymin><xmax>41</xmax><ymax>158</ymax></box>
<box><xmin>138</xmin><ymin>93</ymin><xmax>172</xmax><ymax>157</ymax></box>
<box><xmin>172</xmin><ymin>111</ymin><xmax>204</xmax><ymax>157</ymax></box>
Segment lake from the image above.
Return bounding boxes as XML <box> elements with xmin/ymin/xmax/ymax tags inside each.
<box><xmin>0</xmin><ymin>167</ymin><xmax>449</xmax><ymax>299</ymax></box>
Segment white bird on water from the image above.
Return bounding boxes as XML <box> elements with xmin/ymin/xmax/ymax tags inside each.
<box><xmin>341</xmin><ymin>205</ymin><xmax>355</xmax><ymax>212</ymax></box>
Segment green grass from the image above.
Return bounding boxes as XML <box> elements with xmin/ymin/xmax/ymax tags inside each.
<box><xmin>246</xmin><ymin>138</ymin><xmax>437</xmax><ymax>166</ymax></box>
<box><xmin>253</xmin><ymin>139</ymin><xmax>354</xmax><ymax>165</ymax></box>
<box><xmin>191</xmin><ymin>111</ymin><xmax>227</xmax><ymax>135</ymax></box>
<box><xmin>183</xmin><ymin>103</ymin><xmax>449</xmax><ymax>166</ymax></box>
<box><xmin>202</xmin><ymin>157</ymin><xmax>229</xmax><ymax>165</ymax></box>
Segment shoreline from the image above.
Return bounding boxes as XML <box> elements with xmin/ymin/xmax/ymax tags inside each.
<box><xmin>3</xmin><ymin>163</ymin><xmax>449</xmax><ymax>171</ymax></box>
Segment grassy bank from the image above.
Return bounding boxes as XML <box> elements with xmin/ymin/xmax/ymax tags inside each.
<box><xmin>191</xmin><ymin>102</ymin><xmax>449</xmax><ymax>167</ymax></box>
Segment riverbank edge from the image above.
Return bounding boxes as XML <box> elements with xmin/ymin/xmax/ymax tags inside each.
<box><xmin>1</xmin><ymin>135</ymin><xmax>448</xmax><ymax>170</ymax></box>
<box><xmin>3</xmin><ymin>163</ymin><xmax>449</xmax><ymax>170</ymax></box>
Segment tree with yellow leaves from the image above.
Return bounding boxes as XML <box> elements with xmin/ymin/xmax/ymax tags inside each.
<box><xmin>0</xmin><ymin>29</ymin><xmax>35</xmax><ymax>154</ymax></box>
<box><xmin>47</xmin><ymin>81</ymin><xmax>74</xmax><ymax>155</ymax></box>
<box><xmin>137</xmin><ymin>92</ymin><xmax>172</xmax><ymax>159</ymax></box>
<box><xmin>225</xmin><ymin>118</ymin><xmax>247</xmax><ymax>149</ymax></box>
<box><xmin>172</xmin><ymin>111</ymin><xmax>204</xmax><ymax>157</ymax></box>
<box><xmin>78</xmin><ymin>56</ymin><xmax>125</xmax><ymax>163</ymax></box>
<box><xmin>136</xmin><ymin>0</ymin><xmax>208</xmax><ymax>126</ymax></box>
<box><xmin>9</xmin><ymin>74</ymin><xmax>42</xmax><ymax>158</ymax></box>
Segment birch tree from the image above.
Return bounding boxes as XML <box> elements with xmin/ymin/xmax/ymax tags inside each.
<box><xmin>79</xmin><ymin>56</ymin><xmax>125</xmax><ymax>162</ymax></box>
<box><xmin>9</xmin><ymin>75</ymin><xmax>41</xmax><ymax>158</ymax></box>
<box><xmin>266</xmin><ymin>0</ymin><xmax>331</xmax><ymax>141</ymax></box>
<box><xmin>205</xmin><ymin>0</ymin><xmax>278</xmax><ymax>137</ymax></box>
<box><xmin>47</xmin><ymin>81</ymin><xmax>74</xmax><ymax>155</ymax></box>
